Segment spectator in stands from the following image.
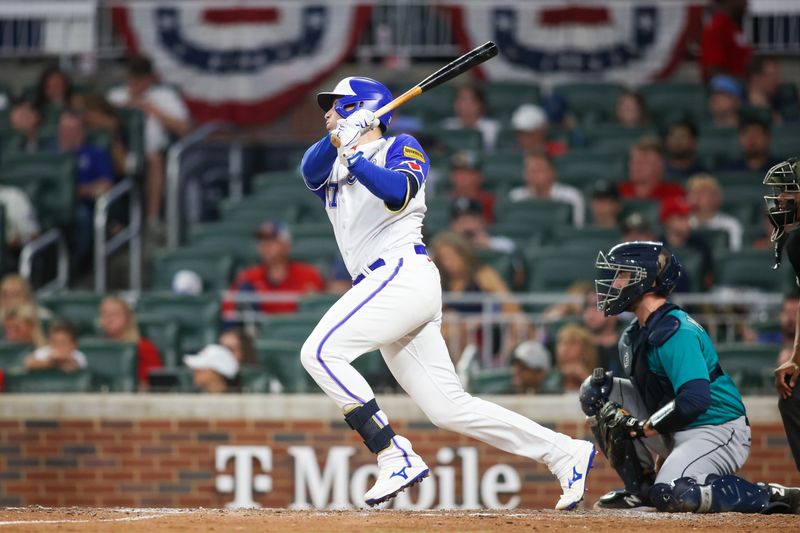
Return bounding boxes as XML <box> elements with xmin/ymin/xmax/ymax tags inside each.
<box><xmin>618</xmin><ymin>137</ymin><xmax>684</xmax><ymax>204</ymax></box>
<box><xmin>56</xmin><ymin>111</ymin><xmax>114</xmax><ymax>270</ymax></box>
<box><xmin>747</xmin><ymin>57</ymin><xmax>796</xmax><ymax>122</ymax></box>
<box><xmin>753</xmin><ymin>294</ymin><xmax>800</xmax><ymax>346</ymax></box>
<box><xmin>449</xmin><ymin>197</ymin><xmax>526</xmax><ymax>290</ymax></box>
<box><xmin>0</xmin><ymin>274</ymin><xmax>49</xmax><ymax>321</ymax></box>
<box><xmin>183</xmin><ymin>344</ymin><xmax>240</xmax><ymax>393</ymax></box>
<box><xmin>664</xmin><ymin>120</ymin><xmax>705</xmax><ymax>179</ymax></box>
<box><xmin>726</xmin><ymin>117</ymin><xmax>781</xmax><ymax>173</ymax></box>
<box><xmin>699</xmin><ymin>0</ymin><xmax>751</xmax><ymax>82</ymax></box>
<box><xmin>441</xmin><ymin>85</ymin><xmax>499</xmax><ymax>152</ymax></box>
<box><xmin>81</xmin><ymin>93</ymin><xmax>130</xmax><ymax>177</ymax></box>
<box><xmin>620</xmin><ymin>212</ymin><xmax>657</xmax><ymax>243</ymax></box>
<box><xmin>582</xmin><ymin>292</ymin><xmax>623</xmax><ymax>376</ymax></box>
<box><xmin>0</xmin><ymin>184</ymin><xmax>40</xmax><ymax>266</ymax></box>
<box><xmin>707</xmin><ymin>75</ymin><xmax>743</xmax><ymax>129</ymax></box>
<box><xmin>589</xmin><ymin>181</ymin><xmax>622</xmax><ymax>228</ymax></box>
<box><xmin>686</xmin><ymin>173</ymin><xmax>743</xmax><ymax>251</ymax></box>
<box><xmin>2</xmin><ymin>304</ymin><xmax>45</xmax><ymax>347</ymax></box>
<box><xmin>447</xmin><ymin>151</ymin><xmax>494</xmax><ymax>222</ymax></box>
<box><xmin>23</xmin><ymin>319</ymin><xmax>86</xmax><ymax>372</ymax></box>
<box><xmin>107</xmin><ymin>54</ymin><xmax>191</xmax><ymax>240</ymax></box>
<box><xmin>511</xmin><ymin>340</ymin><xmax>552</xmax><ymax>394</ymax></box>
<box><xmin>219</xmin><ymin>327</ymin><xmax>257</xmax><ymax>367</ymax></box>
<box><xmin>34</xmin><ymin>67</ymin><xmax>74</xmax><ymax>119</ymax></box>
<box><xmin>171</xmin><ymin>269</ymin><xmax>203</xmax><ymax>295</ymax></box>
<box><xmin>509</xmin><ymin>151</ymin><xmax>584</xmax><ymax>227</ymax></box>
<box><xmin>614</xmin><ymin>90</ymin><xmax>649</xmax><ymax>128</ymax></box>
<box><xmin>8</xmin><ymin>97</ymin><xmax>44</xmax><ymax>153</ymax></box>
<box><xmin>98</xmin><ymin>296</ymin><xmax>162</xmax><ymax>388</ymax></box>
<box><xmin>510</xmin><ymin>104</ymin><xmax>567</xmax><ymax>157</ymax></box>
<box><xmin>554</xmin><ymin>324</ymin><xmax>598</xmax><ymax>392</ymax></box>
<box><xmin>222</xmin><ymin>221</ymin><xmax>325</xmax><ymax>322</ymax></box>
<box><xmin>659</xmin><ymin>197</ymin><xmax>713</xmax><ymax>290</ymax></box>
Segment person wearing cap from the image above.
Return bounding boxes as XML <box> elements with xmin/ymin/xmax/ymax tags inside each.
<box><xmin>664</xmin><ymin>120</ymin><xmax>706</xmax><ymax>180</ymax></box>
<box><xmin>171</xmin><ymin>269</ymin><xmax>203</xmax><ymax>295</ymax></box>
<box><xmin>620</xmin><ymin>212</ymin><xmax>656</xmax><ymax>243</ymax></box>
<box><xmin>686</xmin><ymin>174</ymin><xmax>743</xmax><ymax>251</ymax></box>
<box><xmin>726</xmin><ymin>117</ymin><xmax>781</xmax><ymax>173</ymax></box>
<box><xmin>441</xmin><ymin>85</ymin><xmax>500</xmax><ymax>152</ymax></box>
<box><xmin>707</xmin><ymin>75</ymin><xmax>743</xmax><ymax>129</ymax></box>
<box><xmin>509</xmin><ymin>151</ymin><xmax>584</xmax><ymax>227</ymax></box>
<box><xmin>511</xmin><ymin>340</ymin><xmax>552</xmax><ymax>394</ymax></box>
<box><xmin>659</xmin><ymin>197</ymin><xmax>713</xmax><ymax>291</ymax></box>
<box><xmin>618</xmin><ymin>137</ymin><xmax>685</xmax><ymax>205</ymax></box>
<box><xmin>221</xmin><ymin>220</ymin><xmax>324</xmax><ymax>322</ymax></box>
<box><xmin>184</xmin><ymin>344</ymin><xmax>240</xmax><ymax>393</ymax></box>
<box><xmin>589</xmin><ymin>181</ymin><xmax>622</xmax><ymax>229</ymax></box>
<box><xmin>510</xmin><ymin>104</ymin><xmax>567</xmax><ymax>157</ymax></box>
<box><xmin>447</xmin><ymin>151</ymin><xmax>495</xmax><ymax>223</ymax></box>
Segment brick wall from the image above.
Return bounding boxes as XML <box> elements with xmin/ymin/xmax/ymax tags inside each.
<box><xmin>0</xmin><ymin>397</ymin><xmax>798</xmax><ymax>509</ymax></box>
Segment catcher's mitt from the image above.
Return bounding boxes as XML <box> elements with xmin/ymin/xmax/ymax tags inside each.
<box><xmin>596</xmin><ymin>402</ymin><xmax>647</xmax><ymax>468</ymax></box>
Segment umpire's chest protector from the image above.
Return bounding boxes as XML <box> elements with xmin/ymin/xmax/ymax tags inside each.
<box><xmin>619</xmin><ymin>303</ymin><xmax>682</xmax><ymax>414</ymax></box>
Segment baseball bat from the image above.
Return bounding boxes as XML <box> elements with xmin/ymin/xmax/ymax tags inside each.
<box><xmin>330</xmin><ymin>41</ymin><xmax>499</xmax><ymax>148</ymax></box>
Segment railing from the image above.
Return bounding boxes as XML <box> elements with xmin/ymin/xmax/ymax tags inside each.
<box><xmin>19</xmin><ymin>228</ymin><xmax>69</xmax><ymax>296</ymax></box>
<box><xmin>94</xmin><ymin>178</ymin><xmax>142</xmax><ymax>293</ymax></box>
<box><xmin>748</xmin><ymin>0</ymin><xmax>800</xmax><ymax>54</ymax></box>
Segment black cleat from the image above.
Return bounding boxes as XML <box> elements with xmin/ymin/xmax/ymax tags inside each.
<box><xmin>594</xmin><ymin>489</ymin><xmax>650</xmax><ymax>510</ymax></box>
<box><xmin>765</xmin><ymin>483</ymin><xmax>800</xmax><ymax>514</ymax></box>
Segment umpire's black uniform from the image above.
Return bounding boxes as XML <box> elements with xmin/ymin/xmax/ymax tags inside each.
<box><xmin>780</xmin><ymin>231</ymin><xmax>800</xmax><ymax>471</ymax></box>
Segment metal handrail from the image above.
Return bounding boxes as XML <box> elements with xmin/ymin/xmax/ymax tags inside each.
<box><xmin>19</xmin><ymin>228</ymin><xmax>69</xmax><ymax>296</ymax></box>
<box><xmin>166</xmin><ymin>121</ymin><xmax>230</xmax><ymax>248</ymax></box>
<box><xmin>94</xmin><ymin>178</ymin><xmax>143</xmax><ymax>293</ymax></box>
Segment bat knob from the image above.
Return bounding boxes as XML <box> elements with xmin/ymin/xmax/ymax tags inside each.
<box><xmin>330</xmin><ymin>133</ymin><xmax>342</xmax><ymax>148</ymax></box>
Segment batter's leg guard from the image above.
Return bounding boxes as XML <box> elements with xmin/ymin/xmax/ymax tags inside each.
<box><xmin>344</xmin><ymin>399</ymin><xmax>396</xmax><ymax>454</ymax></box>
<box><xmin>651</xmin><ymin>475</ymin><xmax>771</xmax><ymax>513</ymax></box>
<box><xmin>591</xmin><ymin>425</ymin><xmax>654</xmax><ymax>502</ymax></box>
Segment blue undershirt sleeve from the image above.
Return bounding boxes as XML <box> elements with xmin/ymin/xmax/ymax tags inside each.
<box><xmin>301</xmin><ymin>136</ymin><xmax>337</xmax><ymax>190</ymax></box>
<box><xmin>347</xmin><ymin>155</ymin><xmax>412</xmax><ymax>208</ymax></box>
<box><xmin>674</xmin><ymin>378</ymin><xmax>711</xmax><ymax>423</ymax></box>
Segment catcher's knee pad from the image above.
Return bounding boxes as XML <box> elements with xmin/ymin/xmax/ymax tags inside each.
<box><xmin>344</xmin><ymin>399</ymin><xmax>396</xmax><ymax>454</ymax></box>
<box><xmin>652</xmin><ymin>475</ymin><xmax>770</xmax><ymax>514</ymax></box>
<box><xmin>651</xmin><ymin>477</ymin><xmax>701</xmax><ymax>512</ymax></box>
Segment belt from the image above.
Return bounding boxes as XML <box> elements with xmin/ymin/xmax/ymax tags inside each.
<box><xmin>353</xmin><ymin>244</ymin><xmax>427</xmax><ymax>285</ymax></box>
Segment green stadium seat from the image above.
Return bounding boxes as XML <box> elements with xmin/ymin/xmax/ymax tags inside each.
<box><xmin>219</xmin><ymin>198</ymin><xmax>303</xmax><ymax>225</ymax></box>
<box><xmin>489</xmin><ymin>221</ymin><xmax>547</xmax><ymax>248</ymax></box>
<box><xmin>476</xmin><ymin>249</ymin><xmax>515</xmax><ymax>287</ymax></box>
<box><xmin>4</xmin><ymin>369</ymin><xmax>92</xmax><ymax>393</ymax></box>
<box><xmin>253</xmin><ymin>171</ymin><xmax>302</xmax><ymax>193</ymax></box>
<box><xmin>79</xmin><ymin>338</ymin><xmax>138</xmax><ymax>392</ymax></box>
<box><xmin>260</xmin><ymin>312</ymin><xmax>322</xmax><ymax>343</ymax></box>
<box><xmin>1</xmin><ymin>152</ymin><xmax>75</xmax><ymax>228</ymax></box>
<box><xmin>483</xmin><ymin>152</ymin><xmax>523</xmax><ymax>187</ymax></box>
<box><xmin>527</xmin><ymin>248</ymin><xmax>598</xmax><ymax>292</ymax></box>
<box><xmin>695</xmin><ymin>228</ymin><xmax>731</xmax><ymax>254</ymax></box>
<box><xmin>39</xmin><ymin>292</ymin><xmax>102</xmax><ymax>336</ymax></box>
<box><xmin>352</xmin><ymin>351</ymin><xmax>396</xmax><ymax>391</ymax></box>
<box><xmin>494</xmin><ymin>199</ymin><xmax>573</xmax><ymax>228</ymax></box>
<box><xmin>584</xmin><ymin>124</ymin><xmax>652</xmax><ymax>153</ymax></box>
<box><xmin>137</xmin><ymin>314</ymin><xmax>181</xmax><ymax>368</ymax></box>
<box><xmin>714</xmin><ymin>170</ymin><xmax>763</xmax><ymax>187</ymax></box>
<box><xmin>672</xmin><ymin>247</ymin><xmax>705</xmax><ymax>292</ymax></box>
<box><xmin>715</xmin><ymin>250</ymin><xmax>781</xmax><ymax>291</ymax></box>
<box><xmin>640</xmin><ymin>82</ymin><xmax>707</xmax><ymax>126</ymax></box>
<box><xmin>299</xmin><ymin>293</ymin><xmax>340</xmax><ymax>313</ymax></box>
<box><xmin>0</xmin><ymin>341</ymin><xmax>32</xmax><ymax>370</ymax></box>
<box><xmin>151</xmin><ymin>248</ymin><xmax>235</xmax><ymax>291</ymax></box>
<box><xmin>292</xmin><ymin>223</ymin><xmax>334</xmax><ymax>241</ymax></box>
<box><xmin>620</xmin><ymin>199</ymin><xmax>660</xmax><ymax>226</ymax></box>
<box><xmin>290</xmin><ymin>238</ymin><xmax>342</xmax><ymax>268</ymax></box>
<box><xmin>240</xmin><ymin>366</ymin><xmax>273</xmax><ymax>393</ymax></box>
<box><xmin>136</xmin><ymin>293</ymin><xmax>220</xmax><ymax>354</ymax></box>
<box><xmin>556</xmin><ymin>150</ymin><xmax>626</xmax><ymax>188</ymax></box>
<box><xmin>486</xmin><ymin>82</ymin><xmax>541</xmax><ymax>121</ymax></box>
<box><xmin>549</xmin><ymin>226</ymin><xmax>622</xmax><ymax>251</ymax></box>
<box><xmin>697</xmin><ymin>128</ymin><xmax>739</xmax><ymax>167</ymax></box>
<box><xmin>427</xmin><ymin>127</ymin><xmax>483</xmax><ymax>154</ymax></box>
<box><xmin>554</xmin><ymin>83</ymin><xmax>625</xmax><ymax>124</ymax></box>
<box><xmin>715</xmin><ymin>343</ymin><xmax>777</xmax><ymax>394</ymax></box>
<box><xmin>468</xmin><ymin>367</ymin><xmax>513</xmax><ymax>394</ymax></box>
<box><xmin>401</xmin><ymin>86</ymin><xmax>455</xmax><ymax>124</ymax></box>
<box><xmin>255</xmin><ymin>338</ymin><xmax>311</xmax><ymax>393</ymax></box>
<box><xmin>771</xmin><ymin>137</ymin><xmax>800</xmax><ymax>160</ymax></box>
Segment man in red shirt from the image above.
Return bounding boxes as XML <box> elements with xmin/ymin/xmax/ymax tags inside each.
<box><xmin>222</xmin><ymin>221</ymin><xmax>324</xmax><ymax>322</ymax></box>
<box><xmin>700</xmin><ymin>0</ymin><xmax>752</xmax><ymax>82</ymax></box>
<box><xmin>618</xmin><ymin>138</ymin><xmax>685</xmax><ymax>203</ymax></box>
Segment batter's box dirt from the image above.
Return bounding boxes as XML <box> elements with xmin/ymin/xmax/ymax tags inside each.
<box><xmin>0</xmin><ymin>507</ymin><xmax>798</xmax><ymax>532</ymax></box>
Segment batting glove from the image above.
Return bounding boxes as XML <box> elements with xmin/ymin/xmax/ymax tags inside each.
<box><xmin>346</xmin><ymin>109</ymin><xmax>380</xmax><ymax>132</ymax></box>
<box><xmin>337</xmin><ymin>145</ymin><xmax>363</xmax><ymax>168</ymax></box>
<box><xmin>332</xmin><ymin>119</ymin><xmax>361</xmax><ymax>150</ymax></box>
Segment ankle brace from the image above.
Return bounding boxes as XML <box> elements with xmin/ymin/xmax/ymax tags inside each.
<box><xmin>344</xmin><ymin>399</ymin><xmax>395</xmax><ymax>454</ymax></box>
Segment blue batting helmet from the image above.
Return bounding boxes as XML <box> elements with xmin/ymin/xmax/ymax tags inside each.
<box><xmin>317</xmin><ymin>77</ymin><xmax>394</xmax><ymax>131</ymax></box>
<box><xmin>594</xmin><ymin>241</ymin><xmax>683</xmax><ymax>317</ymax></box>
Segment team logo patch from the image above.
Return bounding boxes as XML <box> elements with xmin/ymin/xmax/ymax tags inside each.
<box><xmin>402</xmin><ymin>160</ymin><xmax>423</xmax><ymax>172</ymax></box>
<box><xmin>403</xmin><ymin>146</ymin><xmax>425</xmax><ymax>163</ymax></box>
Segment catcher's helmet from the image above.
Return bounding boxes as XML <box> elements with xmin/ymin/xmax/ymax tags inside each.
<box><xmin>763</xmin><ymin>157</ymin><xmax>800</xmax><ymax>243</ymax></box>
<box><xmin>317</xmin><ymin>77</ymin><xmax>393</xmax><ymax>131</ymax></box>
<box><xmin>595</xmin><ymin>241</ymin><xmax>682</xmax><ymax>317</ymax></box>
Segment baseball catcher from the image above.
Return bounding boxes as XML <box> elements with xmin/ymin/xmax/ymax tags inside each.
<box><xmin>580</xmin><ymin>241</ymin><xmax>800</xmax><ymax>513</ymax></box>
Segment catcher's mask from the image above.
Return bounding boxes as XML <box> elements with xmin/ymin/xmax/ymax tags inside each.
<box><xmin>763</xmin><ymin>158</ymin><xmax>800</xmax><ymax>243</ymax></box>
<box><xmin>595</xmin><ymin>241</ymin><xmax>682</xmax><ymax>317</ymax></box>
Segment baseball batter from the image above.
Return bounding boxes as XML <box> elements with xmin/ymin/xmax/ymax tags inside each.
<box><xmin>299</xmin><ymin>76</ymin><xmax>595</xmax><ymax>509</ymax></box>
<box><xmin>580</xmin><ymin>241</ymin><xmax>799</xmax><ymax>513</ymax></box>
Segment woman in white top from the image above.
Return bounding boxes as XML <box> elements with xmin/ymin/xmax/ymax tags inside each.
<box><xmin>24</xmin><ymin>319</ymin><xmax>87</xmax><ymax>372</ymax></box>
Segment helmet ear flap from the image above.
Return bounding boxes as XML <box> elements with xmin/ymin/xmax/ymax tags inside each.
<box><xmin>654</xmin><ymin>254</ymin><xmax>682</xmax><ymax>296</ymax></box>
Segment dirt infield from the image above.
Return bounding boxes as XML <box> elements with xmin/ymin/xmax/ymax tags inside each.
<box><xmin>0</xmin><ymin>507</ymin><xmax>798</xmax><ymax>532</ymax></box>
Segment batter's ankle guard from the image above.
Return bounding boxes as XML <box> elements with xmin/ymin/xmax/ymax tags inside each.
<box><xmin>344</xmin><ymin>399</ymin><xmax>396</xmax><ymax>454</ymax></box>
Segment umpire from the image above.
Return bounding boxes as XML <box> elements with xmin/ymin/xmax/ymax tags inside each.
<box><xmin>763</xmin><ymin>157</ymin><xmax>800</xmax><ymax>472</ymax></box>
<box><xmin>580</xmin><ymin>241</ymin><xmax>799</xmax><ymax>513</ymax></box>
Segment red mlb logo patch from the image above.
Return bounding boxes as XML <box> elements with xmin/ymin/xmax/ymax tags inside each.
<box><xmin>403</xmin><ymin>160</ymin><xmax>422</xmax><ymax>172</ymax></box>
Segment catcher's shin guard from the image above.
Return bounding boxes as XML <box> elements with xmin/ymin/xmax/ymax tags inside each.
<box><xmin>651</xmin><ymin>475</ymin><xmax>771</xmax><ymax>513</ymax></box>
<box><xmin>590</xmin><ymin>424</ymin><xmax>654</xmax><ymax>499</ymax></box>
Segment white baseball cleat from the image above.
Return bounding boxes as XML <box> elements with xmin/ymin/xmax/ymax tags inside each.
<box><xmin>364</xmin><ymin>435</ymin><xmax>429</xmax><ymax>507</ymax></box>
<box><xmin>552</xmin><ymin>440</ymin><xmax>596</xmax><ymax>511</ymax></box>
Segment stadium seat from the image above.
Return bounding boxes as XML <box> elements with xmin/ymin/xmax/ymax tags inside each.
<box><xmin>489</xmin><ymin>221</ymin><xmax>547</xmax><ymax>249</ymax></box>
<box><xmin>715</xmin><ymin>343</ymin><xmax>777</xmax><ymax>394</ymax></box>
<box><xmin>255</xmin><ymin>338</ymin><xmax>310</xmax><ymax>393</ymax></box>
<box><xmin>771</xmin><ymin>136</ymin><xmax>799</xmax><ymax>160</ymax></box>
<box><xmin>714</xmin><ymin>170</ymin><xmax>762</xmax><ymax>187</ymax></box>
<box><xmin>695</xmin><ymin>228</ymin><xmax>731</xmax><ymax>254</ymax></box>
<box><xmin>556</xmin><ymin>151</ymin><xmax>626</xmax><ymax>188</ymax></box>
<box><xmin>715</xmin><ymin>250</ymin><xmax>781</xmax><ymax>291</ymax></box>
<box><xmin>219</xmin><ymin>197</ymin><xmax>304</xmax><ymax>225</ymax></box>
<box><xmin>620</xmin><ymin>199</ymin><xmax>660</xmax><ymax>226</ymax></box>
<box><xmin>151</xmin><ymin>248</ymin><xmax>235</xmax><ymax>291</ymax></box>
<box><xmin>401</xmin><ymin>86</ymin><xmax>455</xmax><ymax>124</ymax></box>
<box><xmin>494</xmin><ymin>199</ymin><xmax>573</xmax><ymax>228</ymax></box>
<box><xmin>298</xmin><ymin>293</ymin><xmax>341</xmax><ymax>313</ymax></box>
<box><xmin>527</xmin><ymin>248</ymin><xmax>598</xmax><ymax>292</ymax></box>
<box><xmin>240</xmin><ymin>367</ymin><xmax>273</xmax><ymax>393</ymax></box>
<box><xmin>584</xmin><ymin>124</ymin><xmax>653</xmax><ymax>153</ymax></box>
<box><xmin>79</xmin><ymin>338</ymin><xmax>138</xmax><ymax>392</ymax></box>
<box><xmin>0</xmin><ymin>341</ymin><xmax>32</xmax><ymax>370</ymax></box>
<box><xmin>352</xmin><ymin>351</ymin><xmax>396</xmax><ymax>392</ymax></box>
<box><xmin>39</xmin><ymin>292</ymin><xmax>103</xmax><ymax>336</ymax></box>
<box><xmin>696</xmin><ymin>128</ymin><xmax>739</xmax><ymax>167</ymax></box>
<box><xmin>290</xmin><ymin>238</ymin><xmax>342</xmax><ymax>271</ymax></box>
<box><xmin>136</xmin><ymin>293</ymin><xmax>220</xmax><ymax>354</ymax></box>
<box><xmin>485</xmin><ymin>82</ymin><xmax>541</xmax><ymax>121</ymax></box>
<box><xmin>482</xmin><ymin>152</ymin><xmax>524</xmax><ymax>187</ymax></box>
<box><xmin>291</xmin><ymin>223</ymin><xmax>334</xmax><ymax>241</ymax></box>
<box><xmin>476</xmin><ymin>249</ymin><xmax>515</xmax><ymax>288</ymax></box>
<box><xmin>640</xmin><ymin>82</ymin><xmax>707</xmax><ymax>127</ymax></box>
<box><xmin>671</xmin><ymin>247</ymin><xmax>705</xmax><ymax>292</ymax></box>
<box><xmin>468</xmin><ymin>367</ymin><xmax>513</xmax><ymax>394</ymax></box>
<box><xmin>426</xmin><ymin>127</ymin><xmax>484</xmax><ymax>154</ymax></box>
<box><xmin>553</xmin><ymin>82</ymin><xmax>624</xmax><ymax>124</ymax></box>
<box><xmin>253</xmin><ymin>171</ymin><xmax>302</xmax><ymax>193</ymax></box>
<box><xmin>4</xmin><ymin>369</ymin><xmax>92</xmax><ymax>393</ymax></box>
<box><xmin>137</xmin><ymin>314</ymin><xmax>181</xmax><ymax>368</ymax></box>
<box><xmin>1</xmin><ymin>152</ymin><xmax>75</xmax><ymax>228</ymax></box>
<box><xmin>260</xmin><ymin>312</ymin><xmax>322</xmax><ymax>343</ymax></box>
<box><xmin>549</xmin><ymin>226</ymin><xmax>622</xmax><ymax>252</ymax></box>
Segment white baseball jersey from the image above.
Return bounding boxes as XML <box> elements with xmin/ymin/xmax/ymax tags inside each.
<box><xmin>304</xmin><ymin>133</ymin><xmax>430</xmax><ymax>278</ymax></box>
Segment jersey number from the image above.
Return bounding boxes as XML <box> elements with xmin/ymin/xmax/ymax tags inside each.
<box><xmin>327</xmin><ymin>182</ymin><xmax>339</xmax><ymax>208</ymax></box>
